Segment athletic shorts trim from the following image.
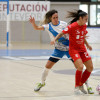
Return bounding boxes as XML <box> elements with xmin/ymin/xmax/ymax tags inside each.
<box><xmin>49</xmin><ymin>57</ymin><xmax>60</xmax><ymax>63</ymax></box>
<box><xmin>50</xmin><ymin>56</ymin><xmax>61</xmax><ymax>59</ymax></box>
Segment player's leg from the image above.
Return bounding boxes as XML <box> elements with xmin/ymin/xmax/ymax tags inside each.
<box><xmin>81</xmin><ymin>59</ymin><xmax>93</xmax><ymax>84</ymax></box>
<box><xmin>80</xmin><ymin>51</ymin><xmax>93</xmax><ymax>94</ymax></box>
<box><xmin>83</xmin><ymin>59</ymin><xmax>94</xmax><ymax>94</ymax></box>
<box><xmin>73</xmin><ymin>58</ymin><xmax>87</xmax><ymax>94</ymax></box>
<box><xmin>34</xmin><ymin>49</ymin><xmax>64</xmax><ymax>91</ymax></box>
<box><xmin>34</xmin><ymin>58</ymin><xmax>59</xmax><ymax>92</ymax></box>
<box><xmin>34</xmin><ymin>59</ymin><xmax>58</xmax><ymax>91</ymax></box>
<box><xmin>82</xmin><ymin>60</ymin><xmax>93</xmax><ymax>82</ymax></box>
<box><xmin>69</xmin><ymin>50</ymin><xmax>88</xmax><ymax>94</ymax></box>
<box><xmin>71</xmin><ymin>62</ymin><xmax>87</xmax><ymax>94</ymax></box>
<box><xmin>67</xmin><ymin>51</ymin><xmax>87</xmax><ymax>94</ymax></box>
<box><xmin>41</xmin><ymin>58</ymin><xmax>59</xmax><ymax>84</ymax></box>
<box><xmin>80</xmin><ymin>51</ymin><xmax>93</xmax><ymax>84</ymax></box>
<box><xmin>83</xmin><ymin>67</ymin><xmax>94</xmax><ymax>94</ymax></box>
<box><xmin>40</xmin><ymin>49</ymin><xmax>64</xmax><ymax>85</ymax></box>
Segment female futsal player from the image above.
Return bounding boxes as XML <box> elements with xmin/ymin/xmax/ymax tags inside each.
<box><xmin>51</xmin><ymin>10</ymin><xmax>94</xmax><ymax>94</ymax></box>
<box><xmin>29</xmin><ymin>9</ymin><xmax>94</xmax><ymax>94</ymax></box>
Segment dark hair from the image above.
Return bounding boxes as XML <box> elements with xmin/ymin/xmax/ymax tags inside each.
<box><xmin>67</xmin><ymin>10</ymin><xmax>88</xmax><ymax>24</ymax></box>
<box><xmin>43</xmin><ymin>9</ymin><xmax>58</xmax><ymax>24</ymax></box>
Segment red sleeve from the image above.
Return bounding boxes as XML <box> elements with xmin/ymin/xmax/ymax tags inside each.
<box><xmin>62</xmin><ymin>25</ymin><xmax>71</xmax><ymax>34</ymax></box>
<box><xmin>84</xmin><ymin>30</ymin><xmax>88</xmax><ymax>35</ymax></box>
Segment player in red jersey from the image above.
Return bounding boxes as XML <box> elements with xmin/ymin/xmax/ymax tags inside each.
<box><xmin>51</xmin><ymin>10</ymin><xmax>93</xmax><ymax>94</ymax></box>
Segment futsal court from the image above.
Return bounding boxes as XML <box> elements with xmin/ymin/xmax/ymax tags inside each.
<box><xmin>0</xmin><ymin>0</ymin><xmax>100</xmax><ymax>100</ymax></box>
<box><xmin>0</xmin><ymin>43</ymin><xmax>100</xmax><ymax>100</ymax></box>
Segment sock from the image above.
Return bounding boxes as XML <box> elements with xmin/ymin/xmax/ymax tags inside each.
<box><xmin>81</xmin><ymin>70</ymin><xmax>91</xmax><ymax>85</ymax></box>
<box><xmin>40</xmin><ymin>68</ymin><xmax>50</xmax><ymax>84</ymax></box>
<box><xmin>83</xmin><ymin>67</ymin><xmax>90</xmax><ymax>88</ymax></box>
<box><xmin>75</xmin><ymin>70</ymin><xmax>82</xmax><ymax>87</ymax></box>
<box><xmin>85</xmin><ymin>80</ymin><xmax>90</xmax><ymax>88</ymax></box>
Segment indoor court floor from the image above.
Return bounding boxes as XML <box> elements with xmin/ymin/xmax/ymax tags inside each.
<box><xmin>0</xmin><ymin>43</ymin><xmax>100</xmax><ymax>100</ymax></box>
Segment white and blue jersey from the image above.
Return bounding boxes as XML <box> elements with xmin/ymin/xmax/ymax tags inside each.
<box><xmin>42</xmin><ymin>21</ymin><xmax>70</xmax><ymax>59</ymax></box>
<box><xmin>43</xmin><ymin>21</ymin><xmax>69</xmax><ymax>51</ymax></box>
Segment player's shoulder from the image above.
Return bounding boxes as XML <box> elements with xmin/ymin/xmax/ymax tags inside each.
<box><xmin>59</xmin><ymin>20</ymin><xmax>67</xmax><ymax>25</ymax></box>
<box><xmin>68</xmin><ymin>22</ymin><xmax>77</xmax><ymax>29</ymax></box>
<box><xmin>60</xmin><ymin>20</ymin><xmax>67</xmax><ymax>24</ymax></box>
<box><xmin>72</xmin><ymin>22</ymin><xmax>78</xmax><ymax>26</ymax></box>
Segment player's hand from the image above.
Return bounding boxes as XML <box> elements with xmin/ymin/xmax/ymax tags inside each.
<box><xmin>29</xmin><ymin>16</ymin><xmax>35</xmax><ymax>24</ymax></box>
<box><xmin>84</xmin><ymin>35</ymin><xmax>89</xmax><ymax>39</ymax></box>
<box><xmin>50</xmin><ymin>40</ymin><xmax>55</xmax><ymax>45</ymax></box>
<box><xmin>87</xmin><ymin>45</ymin><xmax>92</xmax><ymax>51</ymax></box>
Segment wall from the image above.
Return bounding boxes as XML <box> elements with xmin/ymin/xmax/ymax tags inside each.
<box><xmin>87</xmin><ymin>28</ymin><xmax>100</xmax><ymax>43</ymax></box>
<box><xmin>1</xmin><ymin>2</ymin><xmax>100</xmax><ymax>44</ymax></box>
<box><xmin>10</xmin><ymin>2</ymin><xmax>80</xmax><ymax>43</ymax></box>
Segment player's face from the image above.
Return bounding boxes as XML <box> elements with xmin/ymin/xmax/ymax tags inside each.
<box><xmin>80</xmin><ymin>15</ymin><xmax>88</xmax><ymax>25</ymax></box>
<box><xmin>51</xmin><ymin>13</ymin><xmax>59</xmax><ymax>25</ymax></box>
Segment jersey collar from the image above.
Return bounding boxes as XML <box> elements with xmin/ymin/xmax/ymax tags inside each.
<box><xmin>51</xmin><ymin>21</ymin><xmax>60</xmax><ymax>26</ymax></box>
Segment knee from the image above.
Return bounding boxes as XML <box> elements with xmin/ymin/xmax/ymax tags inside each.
<box><xmin>77</xmin><ymin>65</ymin><xmax>83</xmax><ymax>71</ymax></box>
<box><xmin>87</xmin><ymin>65</ymin><xmax>93</xmax><ymax>72</ymax></box>
<box><xmin>45</xmin><ymin>65</ymin><xmax>52</xmax><ymax>69</ymax></box>
<box><xmin>90</xmin><ymin>66</ymin><xmax>93</xmax><ymax>72</ymax></box>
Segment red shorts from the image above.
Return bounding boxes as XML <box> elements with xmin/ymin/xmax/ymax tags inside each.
<box><xmin>69</xmin><ymin>50</ymin><xmax>91</xmax><ymax>63</ymax></box>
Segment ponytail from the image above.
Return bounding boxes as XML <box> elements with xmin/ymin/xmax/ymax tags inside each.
<box><xmin>67</xmin><ymin>10</ymin><xmax>87</xmax><ymax>24</ymax></box>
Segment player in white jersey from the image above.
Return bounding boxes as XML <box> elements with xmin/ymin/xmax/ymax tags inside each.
<box><xmin>29</xmin><ymin>9</ymin><xmax>94</xmax><ymax>94</ymax></box>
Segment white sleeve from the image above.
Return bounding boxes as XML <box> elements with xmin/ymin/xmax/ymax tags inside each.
<box><xmin>42</xmin><ymin>24</ymin><xmax>54</xmax><ymax>41</ymax></box>
<box><xmin>42</xmin><ymin>24</ymin><xmax>49</xmax><ymax>31</ymax></box>
<box><xmin>63</xmin><ymin>22</ymin><xmax>68</xmax><ymax>29</ymax></box>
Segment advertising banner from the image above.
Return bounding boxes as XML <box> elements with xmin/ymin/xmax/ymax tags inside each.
<box><xmin>0</xmin><ymin>1</ymin><xmax>50</xmax><ymax>21</ymax></box>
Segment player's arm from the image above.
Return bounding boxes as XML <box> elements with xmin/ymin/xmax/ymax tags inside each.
<box><xmin>50</xmin><ymin>32</ymin><xmax>64</xmax><ymax>45</ymax></box>
<box><xmin>50</xmin><ymin>26</ymin><xmax>70</xmax><ymax>45</ymax></box>
<box><xmin>29</xmin><ymin>15</ymin><xmax>44</xmax><ymax>30</ymax></box>
<box><xmin>84</xmin><ymin>38</ymin><xmax>92</xmax><ymax>51</ymax></box>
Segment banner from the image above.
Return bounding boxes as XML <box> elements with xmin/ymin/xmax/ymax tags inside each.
<box><xmin>0</xmin><ymin>1</ymin><xmax>50</xmax><ymax>21</ymax></box>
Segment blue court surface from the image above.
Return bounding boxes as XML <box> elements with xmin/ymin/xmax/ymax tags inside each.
<box><xmin>0</xmin><ymin>49</ymin><xmax>100</xmax><ymax>59</ymax></box>
<box><xmin>0</xmin><ymin>49</ymin><xmax>53</xmax><ymax>56</ymax></box>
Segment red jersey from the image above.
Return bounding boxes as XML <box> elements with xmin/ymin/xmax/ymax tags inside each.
<box><xmin>62</xmin><ymin>22</ymin><xmax>88</xmax><ymax>52</ymax></box>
